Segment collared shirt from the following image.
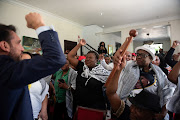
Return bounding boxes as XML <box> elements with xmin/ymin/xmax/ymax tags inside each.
<box><xmin>54</xmin><ymin>69</ymin><xmax>70</xmax><ymax>103</ymax></box>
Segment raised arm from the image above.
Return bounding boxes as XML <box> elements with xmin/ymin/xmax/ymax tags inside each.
<box><xmin>25</xmin><ymin>12</ymin><xmax>45</xmax><ymax>30</ymax></box>
<box><xmin>106</xmin><ymin>51</ymin><xmax>126</xmax><ymax>112</ymax></box>
<box><xmin>100</xmin><ymin>59</ymin><xmax>114</xmax><ymax>71</ymax></box>
<box><xmin>9</xmin><ymin>13</ymin><xmax>66</xmax><ymax>88</ymax></box>
<box><xmin>67</xmin><ymin>39</ymin><xmax>86</xmax><ymax>68</ymax></box>
<box><xmin>99</xmin><ymin>54</ymin><xmax>113</xmax><ymax>70</ymax></box>
<box><xmin>168</xmin><ymin>60</ymin><xmax>180</xmax><ymax>84</ymax></box>
<box><xmin>165</xmin><ymin>41</ymin><xmax>179</xmax><ymax>67</ymax></box>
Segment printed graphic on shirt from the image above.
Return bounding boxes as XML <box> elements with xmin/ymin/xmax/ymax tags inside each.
<box><xmin>129</xmin><ymin>74</ymin><xmax>158</xmax><ymax>97</ymax></box>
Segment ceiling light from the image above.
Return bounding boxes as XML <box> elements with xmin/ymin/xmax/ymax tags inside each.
<box><xmin>142</xmin><ymin>28</ymin><xmax>146</xmax><ymax>29</ymax></box>
<box><xmin>100</xmin><ymin>13</ymin><xmax>103</xmax><ymax>16</ymax></box>
<box><xmin>153</xmin><ymin>26</ymin><xmax>162</xmax><ymax>28</ymax></box>
<box><xmin>102</xmin><ymin>25</ymin><xmax>104</xmax><ymax>28</ymax></box>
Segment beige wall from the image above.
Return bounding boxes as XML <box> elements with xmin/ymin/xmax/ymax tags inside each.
<box><xmin>170</xmin><ymin>20</ymin><xmax>180</xmax><ymax>54</ymax></box>
<box><xmin>104</xmin><ymin>19</ymin><xmax>180</xmax><ymax>54</ymax></box>
<box><xmin>0</xmin><ymin>1</ymin><xmax>83</xmax><ymax>54</ymax></box>
<box><xmin>82</xmin><ymin>25</ymin><xmax>121</xmax><ymax>55</ymax></box>
<box><xmin>133</xmin><ymin>39</ymin><xmax>171</xmax><ymax>53</ymax></box>
<box><xmin>1</xmin><ymin>0</ymin><xmax>179</xmax><ymax>55</ymax></box>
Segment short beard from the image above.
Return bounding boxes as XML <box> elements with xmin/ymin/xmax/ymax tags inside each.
<box><xmin>9</xmin><ymin>48</ymin><xmax>21</xmax><ymax>62</ymax></box>
<box><xmin>9</xmin><ymin>52</ymin><xmax>21</xmax><ymax>61</ymax></box>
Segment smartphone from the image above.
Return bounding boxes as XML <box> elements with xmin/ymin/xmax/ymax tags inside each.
<box><xmin>59</xmin><ymin>79</ymin><xmax>64</xmax><ymax>83</ymax></box>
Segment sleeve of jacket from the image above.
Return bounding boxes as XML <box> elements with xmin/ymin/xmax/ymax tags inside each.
<box><xmin>162</xmin><ymin>73</ymin><xmax>176</xmax><ymax>106</ymax></box>
<box><xmin>9</xmin><ymin>30</ymin><xmax>66</xmax><ymax>89</ymax></box>
<box><xmin>100</xmin><ymin>59</ymin><xmax>113</xmax><ymax>71</ymax></box>
<box><xmin>165</xmin><ymin>47</ymin><xmax>177</xmax><ymax>67</ymax></box>
<box><xmin>153</xmin><ymin>64</ymin><xmax>176</xmax><ymax>106</ymax></box>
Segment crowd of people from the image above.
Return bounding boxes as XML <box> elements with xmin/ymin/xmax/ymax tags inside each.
<box><xmin>0</xmin><ymin>12</ymin><xmax>180</xmax><ymax>120</ymax></box>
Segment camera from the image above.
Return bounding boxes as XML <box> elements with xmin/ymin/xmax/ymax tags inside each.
<box><xmin>59</xmin><ymin>79</ymin><xmax>64</xmax><ymax>83</ymax></box>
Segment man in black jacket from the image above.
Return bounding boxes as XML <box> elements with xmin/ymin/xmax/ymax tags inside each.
<box><xmin>165</xmin><ymin>40</ymin><xmax>180</xmax><ymax>67</ymax></box>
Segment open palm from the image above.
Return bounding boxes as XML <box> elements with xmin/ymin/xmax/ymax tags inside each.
<box><xmin>80</xmin><ymin>39</ymin><xmax>86</xmax><ymax>46</ymax></box>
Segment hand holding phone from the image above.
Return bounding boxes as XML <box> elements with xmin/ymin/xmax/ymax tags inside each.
<box><xmin>58</xmin><ymin>79</ymin><xmax>65</xmax><ymax>83</ymax></box>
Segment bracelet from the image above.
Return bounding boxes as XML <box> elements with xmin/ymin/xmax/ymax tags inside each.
<box><xmin>114</xmin><ymin>100</ymin><xmax>125</xmax><ymax>117</ymax></box>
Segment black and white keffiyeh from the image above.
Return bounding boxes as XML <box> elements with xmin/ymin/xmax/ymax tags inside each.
<box><xmin>81</xmin><ymin>63</ymin><xmax>110</xmax><ymax>85</ymax></box>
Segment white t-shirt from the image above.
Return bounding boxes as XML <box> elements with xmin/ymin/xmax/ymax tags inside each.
<box><xmin>29</xmin><ymin>79</ymin><xmax>49</xmax><ymax>119</ymax></box>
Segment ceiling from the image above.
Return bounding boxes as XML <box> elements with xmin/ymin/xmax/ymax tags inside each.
<box><xmin>134</xmin><ymin>25</ymin><xmax>170</xmax><ymax>41</ymax></box>
<box><xmin>16</xmin><ymin>0</ymin><xmax>180</xmax><ymax>28</ymax></box>
<box><xmin>13</xmin><ymin>0</ymin><xmax>180</xmax><ymax>41</ymax></box>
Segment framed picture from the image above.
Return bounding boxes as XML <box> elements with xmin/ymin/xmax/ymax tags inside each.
<box><xmin>108</xmin><ymin>45</ymin><xmax>113</xmax><ymax>55</ymax></box>
<box><xmin>22</xmin><ymin>36</ymin><xmax>42</xmax><ymax>54</ymax></box>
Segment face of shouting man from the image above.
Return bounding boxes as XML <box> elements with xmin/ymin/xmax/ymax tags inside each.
<box><xmin>8</xmin><ymin>31</ymin><xmax>24</xmax><ymax>61</ymax></box>
<box><xmin>136</xmin><ymin>50</ymin><xmax>152</xmax><ymax>68</ymax></box>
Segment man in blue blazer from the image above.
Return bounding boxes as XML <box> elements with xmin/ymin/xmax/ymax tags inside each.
<box><xmin>0</xmin><ymin>12</ymin><xmax>66</xmax><ymax>120</ymax></box>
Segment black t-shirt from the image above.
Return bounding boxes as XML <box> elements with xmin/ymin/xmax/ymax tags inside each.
<box><xmin>98</xmin><ymin>48</ymin><xmax>107</xmax><ymax>54</ymax></box>
<box><xmin>74</xmin><ymin>61</ymin><xmax>106</xmax><ymax>110</ymax></box>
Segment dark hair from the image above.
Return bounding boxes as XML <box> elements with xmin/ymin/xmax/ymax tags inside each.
<box><xmin>23</xmin><ymin>52</ymin><xmax>33</xmax><ymax>58</ymax></box>
<box><xmin>99</xmin><ymin>41</ymin><xmax>105</xmax><ymax>47</ymax></box>
<box><xmin>87</xmin><ymin>51</ymin><xmax>99</xmax><ymax>60</ymax></box>
<box><xmin>0</xmin><ymin>24</ymin><xmax>16</xmax><ymax>43</ymax></box>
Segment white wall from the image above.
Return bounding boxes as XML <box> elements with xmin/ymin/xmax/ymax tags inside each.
<box><xmin>0</xmin><ymin>0</ymin><xmax>83</xmax><ymax>54</ymax></box>
<box><xmin>133</xmin><ymin>39</ymin><xmax>171</xmax><ymax>53</ymax></box>
<box><xmin>82</xmin><ymin>25</ymin><xmax>121</xmax><ymax>55</ymax></box>
<box><xmin>170</xmin><ymin>20</ymin><xmax>180</xmax><ymax>54</ymax></box>
<box><xmin>82</xmin><ymin>25</ymin><xmax>103</xmax><ymax>54</ymax></box>
<box><xmin>100</xmin><ymin>33</ymin><xmax>121</xmax><ymax>54</ymax></box>
<box><xmin>104</xmin><ymin>19</ymin><xmax>180</xmax><ymax>54</ymax></box>
<box><xmin>1</xmin><ymin>0</ymin><xmax>179</xmax><ymax>55</ymax></box>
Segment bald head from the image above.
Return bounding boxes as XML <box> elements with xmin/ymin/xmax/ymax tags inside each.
<box><xmin>21</xmin><ymin>53</ymin><xmax>32</xmax><ymax>60</ymax></box>
<box><xmin>125</xmin><ymin>51</ymin><xmax>132</xmax><ymax>61</ymax></box>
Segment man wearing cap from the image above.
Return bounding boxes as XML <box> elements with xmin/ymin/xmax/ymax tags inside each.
<box><xmin>106</xmin><ymin>54</ymin><xmax>161</xmax><ymax>120</ymax></box>
<box><xmin>113</xmin><ymin>45</ymin><xmax>175</xmax><ymax>120</ymax></box>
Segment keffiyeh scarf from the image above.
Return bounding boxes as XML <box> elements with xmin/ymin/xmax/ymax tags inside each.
<box><xmin>81</xmin><ymin>64</ymin><xmax>110</xmax><ymax>85</ymax></box>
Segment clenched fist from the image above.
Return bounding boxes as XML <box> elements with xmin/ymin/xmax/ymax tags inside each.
<box><xmin>25</xmin><ymin>12</ymin><xmax>45</xmax><ymax>30</ymax></box>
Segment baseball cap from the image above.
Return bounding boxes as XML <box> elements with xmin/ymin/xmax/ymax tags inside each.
<box><xmin>135</xmin><ymin>45</ymin><xmax>156</xmax><ymax>61</ymax></box>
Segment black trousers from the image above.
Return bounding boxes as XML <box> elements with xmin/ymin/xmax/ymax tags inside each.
<box><xmin>53</xmin><ymin>102</ymin><xmax>71</xmax><ymax>120</ymax></box>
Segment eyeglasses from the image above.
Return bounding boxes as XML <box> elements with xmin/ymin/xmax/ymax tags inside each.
<box><xmin>136</xmin><ymin>53</ymin><xmax>149</xmax><ymax>58</ymax></box>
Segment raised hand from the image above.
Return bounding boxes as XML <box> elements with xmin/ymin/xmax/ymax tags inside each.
<box><xmin>113</xmin><ymin>49</ymin><xmax>123</xmax><ymax>65</ymax></box>
<box><xmin>25</xmin><ymin>12</ymin><xmax>45</xmax><ymax>30</ymax></box>
<box><xmin>114</xmin><ymin>49</ymin><xmax>126</xmax><ymax>70</ymax></box>
<box><xmin>172</xmin><ymin>40</ymin><xmax>180</xmax><ymax>48</ymax></box>
<box><xmin>79</xmin><ymin>39</ymin><xmax>86</xmax><ymax>46</ymax></box>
